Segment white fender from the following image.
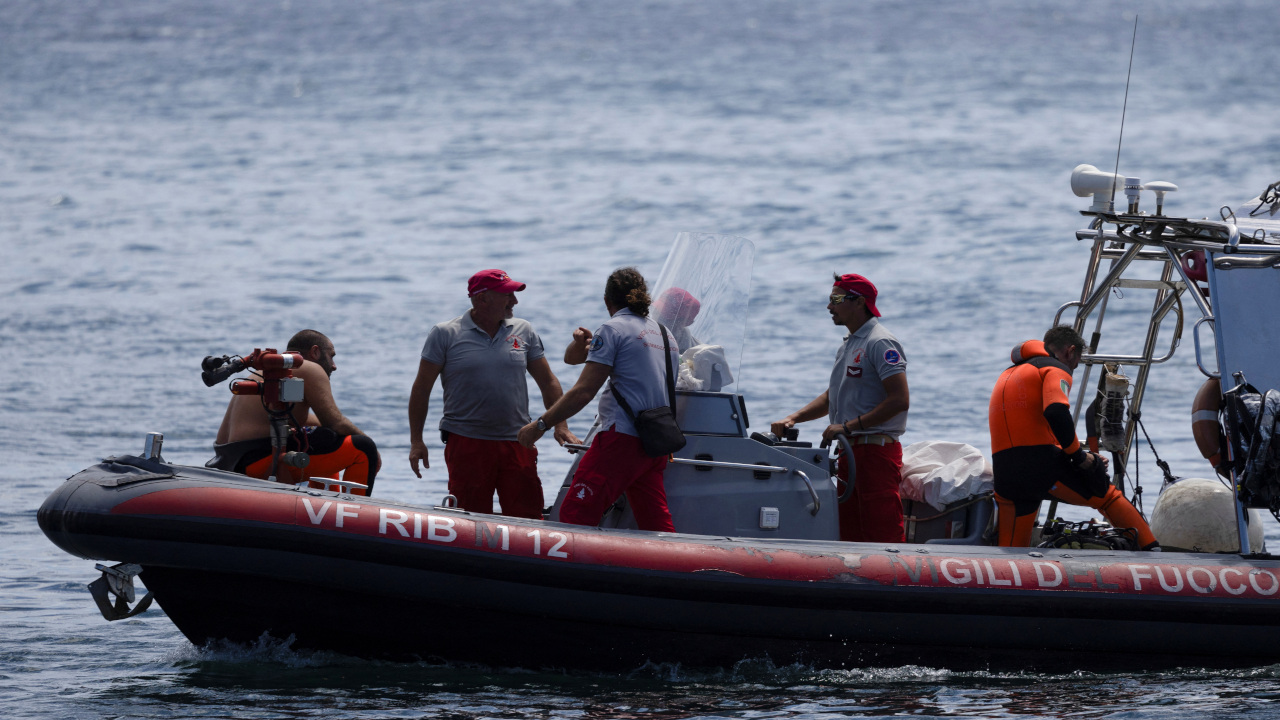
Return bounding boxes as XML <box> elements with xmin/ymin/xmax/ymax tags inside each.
<box><xmin>1150</xmin><ymin>478</ymin><xmax>1265</xmax><ymax>553</ymax></box>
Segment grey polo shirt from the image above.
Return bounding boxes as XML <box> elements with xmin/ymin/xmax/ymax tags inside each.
<box><xmin>586</xmin><ymin>308</ymin><xmax>680</xmax><ymax>437</ymax></box>
<box><xmin>421</xmin><ymin>312</ymin><xmax>546</xmax><ymax>441</ymax></box>
<box><xmin>828</xmin><ymin>317</ymin><xmax>908</xmax><ymax>438</ymax></box>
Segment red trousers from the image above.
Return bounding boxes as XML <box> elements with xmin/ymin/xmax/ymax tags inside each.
<box><xmin>836</xmin><ymin>442</ymin><xmax>905</xmax><ymax>543</ymax></box>
<box><xmin>559</xmin><ymin>429</ymin><xmax>675</xmax><ymax>532</ymax></box>
<box><xmin>443</xmin><ymin>434</ymin><xmax>544</xmax><ymax>519</ymax></box>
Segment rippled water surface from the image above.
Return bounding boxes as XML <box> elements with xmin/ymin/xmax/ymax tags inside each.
<box><xmin>4</xmin><ymin>0</ymin><xmax>1280</xmax><ymax>717</ymax></box>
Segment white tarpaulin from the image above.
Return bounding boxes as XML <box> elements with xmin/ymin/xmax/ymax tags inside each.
<box><xmin>676</xmin><ymin>344</ymin><xmax>734</xmax><ymax>391</ymax></box>
<box><xmin>899</xmin><ymin>441</ymin><xmax>993</xmax><ymax>510</ymax></box>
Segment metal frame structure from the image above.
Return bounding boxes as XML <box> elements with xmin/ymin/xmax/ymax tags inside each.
<box><xmin>1052</xmin><ymin>204</ymin><xmax>1280</xmax><ymax>554</ymax></box>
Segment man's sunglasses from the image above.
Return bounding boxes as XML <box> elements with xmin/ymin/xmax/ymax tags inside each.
<box><xmin>829</xmin><ymin>292</ymin><xmax>861</xmax><ymax>305</ymax></box>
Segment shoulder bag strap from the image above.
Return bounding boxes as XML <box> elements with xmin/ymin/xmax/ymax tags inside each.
<box><xmin>659</xmin><ymin>322</ymin><xmax>676</xmax><ymax>413</ymax></box>
<box><xmin>611</xmin><ymin>379</ymin><xmax>638</xmax><ymax>424</ymax></box>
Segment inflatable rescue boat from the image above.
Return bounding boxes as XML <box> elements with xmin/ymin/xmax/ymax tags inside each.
<box><xmin>38</xmin><ymin>171</ymin><xmax>1280</xmax><ymax>670</ymax></box>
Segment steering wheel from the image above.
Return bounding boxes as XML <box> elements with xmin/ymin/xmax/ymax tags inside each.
<box><xmin>820</xmin><ymin>433</ymin><xmax>856</xmax><ymax>504</ymax></box>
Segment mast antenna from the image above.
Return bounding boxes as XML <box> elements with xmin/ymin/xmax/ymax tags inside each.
<box><xmin>1109</xmin><ymin>15</ymin><xmax>1139</xmax><ymax>209</ymax></box>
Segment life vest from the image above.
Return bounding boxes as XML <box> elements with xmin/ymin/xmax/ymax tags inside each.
<box><xmin>989</xmin><ymin>340</ymin><xmax>1080</xmax><ymax>455</ymax></box>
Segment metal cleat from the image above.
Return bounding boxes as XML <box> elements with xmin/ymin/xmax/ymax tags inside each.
<box><xmin>295</xmin><ymin>477</ymin><xmax>367</xmax><ymax>495</ymax></box>
<box><xmin>142</xmin><ymin>432</ymin><xmax>164</xmax><ymax>461</ymax></box>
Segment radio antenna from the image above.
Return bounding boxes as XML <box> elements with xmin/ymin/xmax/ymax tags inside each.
<box><xmin>1109</xmin><ymin>15</ymin><xmax>1139</xmax><ymax>209</ymax></box>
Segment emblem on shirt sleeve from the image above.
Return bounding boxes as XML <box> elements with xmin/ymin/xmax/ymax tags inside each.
<box><xmin>590</xmin><ymin>335</ymin><xmax>604</xmax><ymax>352</ymax></box>
<box><xmin>846</xmin><ymin>366</ymin><xmax>863</xmax><ymax>378</ymax></box>
<box><xmin>1060</xmin><ymin>379</ymin><xmax>1070</xmax><ymax>396</ymax></box>
<box><xmin>883</xmin><ymin>349</ymin><xmax>901</xmax><ymax>365</ymax></box>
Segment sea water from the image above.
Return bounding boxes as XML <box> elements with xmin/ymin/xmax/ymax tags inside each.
<box><xmin>4</xmin><ymin>0</ymin><xmax>1280</xmax><ymax>717</ymax></box>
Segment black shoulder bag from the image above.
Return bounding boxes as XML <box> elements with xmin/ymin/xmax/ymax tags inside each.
<box><xmin>611</xmin><ymin>322</ymin><xmax>687</xmax><ymax>457</ymax></box>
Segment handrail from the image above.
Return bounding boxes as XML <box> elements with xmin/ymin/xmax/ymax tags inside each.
<box><xmin>569</xmin><ymin>442</ymin><xmax>821</xmax><ymax>515</ymax></box>
<box><xmin>1112</xmin><ymin>278</ymin><xmax>1184</xmax><ymax>290</ymax></box>
<box><xmin>1082</xmin><ymin>351</ymin><xmax>1176</xmax><ymax>365</ymax></box>
<box><xmin>668</xmin><ymin>457</ymin><xmax>788</xmax><ymax>473</ymax></box>
<box><xmin>1193</xmin><ymin>317</ymin><xmax>1219</xmax><ymax>378</ymax></box>
<box><xmin>1053</xmin><ymin>300</ymin><xmax>1082</xmax><ymax>329</ymax></box>
<box><xmin>1215</xmin><ymin>255</ymin><xmax>1280</xmax><ymax>270</ymax></box>
<box><xmin>794</xmin><ymin>470</ymin><xmax>821</xmax><ymax>516</ymax></box>
<box><xmin>571</xmin><ymin>442</ymin><xmax>795</xmax><ymax>477</ymax></box>
<box><xmin>1163</xmin><ymin>239</ymin><xmax>1280</xmax><ymax>255</ymax></box>
<box><xmin>665</xmin><ymin>457</ymin><xmax>822</xmax><ymax>516</ymax></box>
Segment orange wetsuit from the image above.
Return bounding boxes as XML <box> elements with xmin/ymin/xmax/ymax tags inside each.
<box><xmin>238</xmin><ymin>427</ymin><xmax>379</xmax><ymax>496</ymax></box>
<box><xmin>988</xmin><ymin>340</ymin><xmax>1156</xmax><ymax>548</ymax></box>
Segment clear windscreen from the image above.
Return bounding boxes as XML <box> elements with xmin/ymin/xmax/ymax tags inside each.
<box><xmin>650</xmin><ymin>232</ymin><xmax>755</xmax><ymax>392</ymax></box>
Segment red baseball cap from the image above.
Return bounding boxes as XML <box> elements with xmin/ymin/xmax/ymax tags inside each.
<box><xmin>833</xmin><ymin>273</ymin><xmax>881</xmax><ymax>317</ymax></box>
<box><xmin>468</xmin><ymin>269</ymin><xmax>526</xmax><ymax>297</ymax></box>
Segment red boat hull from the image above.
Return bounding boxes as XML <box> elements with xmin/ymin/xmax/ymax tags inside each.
<box><xmin>39</xmin><ymin>458</ymin><xmax>1280</xmax><ymax>669</ymax></box>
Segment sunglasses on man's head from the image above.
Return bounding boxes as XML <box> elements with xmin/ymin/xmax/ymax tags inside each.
<box><xmin>829</xmin><ymin>292</ymin><xmax>860</xmax><ymax>305</ymax></box>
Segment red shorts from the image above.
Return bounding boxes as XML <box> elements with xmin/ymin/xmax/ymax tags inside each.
<box><xmin>558</xmin><ymin>429</ymin><xmax>675</xmax><ymax>532</ymax></box>
<box><xmin>443</xmin><ymin>434</ymin><xmax>544</xmax><ymax>519</ymax></box>
<box><xmin>836</xmin><ymin>441</ymin><xmax>905</xmax><ymax>543</ymax></box>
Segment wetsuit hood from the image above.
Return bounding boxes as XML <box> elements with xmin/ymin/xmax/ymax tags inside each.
<box><xmin>1010</xmin><ymin>340</ymin><xmax>1049</xmax><ymax>365</ymax></box>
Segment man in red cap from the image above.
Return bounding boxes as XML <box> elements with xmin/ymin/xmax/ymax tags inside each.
<box><xmin>770</xmin><ymin>273</ymin><xmax>910</xmax><ymax>543</ymax></box>
<box><xmin>653</xmin><ymin>287</ymin><xmax>701</xmax><ymax>352</ymax></box>
<box><xmin>408</xmin><ymin>269</ymin><xmax>579</xmax><ymax>518</ymax></box>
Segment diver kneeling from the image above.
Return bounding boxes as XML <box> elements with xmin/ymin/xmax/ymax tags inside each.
<box><xmin>988</xmin><ymin>326</ymin><xmax>1158</xmax><ymax>549</ymax></box>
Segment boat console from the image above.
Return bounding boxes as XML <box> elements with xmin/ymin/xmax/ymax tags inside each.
<box><xmin>551</xmin><ymin>389</ymin><xmax>839</xmax><ymax>539</ymax></box>
<box><xmin>548</xmin><ymin>232</ymin><xmax>987</xmax><ymax>543</ymax></box>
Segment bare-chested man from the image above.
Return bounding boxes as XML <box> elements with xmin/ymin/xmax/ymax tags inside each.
<box><xmin>214</xmin><ymin>329</ymin><xmax>380</xmax><ymax>495</ymax></box>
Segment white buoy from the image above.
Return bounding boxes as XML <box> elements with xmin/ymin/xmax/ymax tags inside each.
<box><xmin>1150</xmin><ymin>478</ymin><xmax>1266</xmax><ymax>553</ymax></box>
